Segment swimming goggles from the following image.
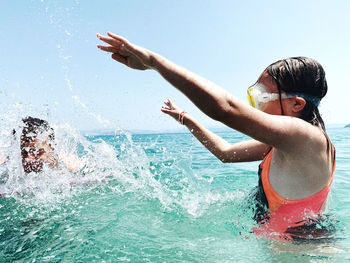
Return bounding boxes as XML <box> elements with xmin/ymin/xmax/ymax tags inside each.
<box><xmin>247</xmin><ymin>83</ymin><xmax>290</xmax><ymax>110</ymax></box>
<box><xmin>247</xmin><ymin>83</ymin><xmax>321</xmax><ymax>110</ymax></box>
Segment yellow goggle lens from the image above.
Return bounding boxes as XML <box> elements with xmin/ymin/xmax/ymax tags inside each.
<box><xmin>247</xmin><ymin>87</ymin><xmax>256</xmax><ymax>108</ymax></box>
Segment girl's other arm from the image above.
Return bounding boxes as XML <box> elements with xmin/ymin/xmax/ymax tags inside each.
<box><xmin>161</xmin><ymin>99</ymin><xmax>270</xmax><ymax>162</ymax></box>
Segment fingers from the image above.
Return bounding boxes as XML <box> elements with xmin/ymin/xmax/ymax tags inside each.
<box><xmin>161</xmin><ymin>100</ymin><xmax>172</xmax><ymax>113</ymax></box>
<box><xmin>97</xmin><ymin>33</ymin><xmax>132</xmax><ymax>59</ymax></box>
<box><xmin>161</xmin><ymin>106</ymin><xmax>170</xmax><ymax>114</ymax></box>
<box><xmin>163</xmin><ymin>100</ymin><xmax>173</xmax><ymax>110</ymax></box>
<box><xmin>107</xmin><ymin>32</ymin><xmax>128</xmax><ymax>43</ymax></box>
<box><xmin>111</xmin><ymin>53</ymin><xmax>127</xmax><ymax>65</ymax></box>
<box><xmin>167</xmin><ymin>98</ymin><xmax>174</xmax><ymax>108</ymax></box>
<box><xmin>161</xmin><ymin>101</ymin><xmax>171</xmax><ymax>110</ymax></box>
<box><xmin>97</xmin><ymin>45</ymin><xmax>120</xmax><ymax>53</ymax></box>
<box><xmin>161</xmin><ymin>99</ymin><xmax>183</xmax><ymax>116</ymax></box>
<box><xmin>97</xmin><ymin>33</ymin><xmax>124</xmax><ymax>48</ymax></box>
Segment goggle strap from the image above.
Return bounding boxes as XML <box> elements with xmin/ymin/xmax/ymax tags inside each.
<box><xmin>287</xmin><ymin>92</ymin><xmax>321</xmax><ymax>107</ymax></box>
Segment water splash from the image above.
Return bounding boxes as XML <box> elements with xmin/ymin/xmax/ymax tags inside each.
<box><xmin>0</xmin><ymin>104</ymin><xmax>249</xmax><ymax>220</ymax></box>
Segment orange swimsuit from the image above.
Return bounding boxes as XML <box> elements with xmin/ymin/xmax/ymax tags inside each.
<box><xmin>254</xmin><ymin>148</ymin><xmax>335</xmax><ymax>239</ymax></box>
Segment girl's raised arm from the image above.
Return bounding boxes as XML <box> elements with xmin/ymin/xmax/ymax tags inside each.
<box><xmin>97</xmin><ymin>32</ymin><xmax>321</xmax><ymax>153</ymax></box>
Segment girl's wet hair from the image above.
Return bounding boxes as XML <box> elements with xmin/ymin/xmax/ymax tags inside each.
<box><xmin>20</xmin><ymin>117</ymin><xmax>55</xmax><ymax>154</ymax></box>
<box><xmin>265</xmin><ymin>57</ymin><xmax>327</xmax><ymax>130</ymax></box>
<box><xmin>17</xmin><ymin>117</ymin><xmax>55</xmax><ymax>173</ymax></box>
<box><xmin>21</xmin><ymin>117</ymin><xmax>54</xmax><ymax>141</ymax></box>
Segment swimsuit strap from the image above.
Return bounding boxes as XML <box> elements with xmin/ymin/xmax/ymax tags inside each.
<box><xmin>261</xmin><ymin>147</ymin><xmax>335</xmax><ymax>213</ymax></box>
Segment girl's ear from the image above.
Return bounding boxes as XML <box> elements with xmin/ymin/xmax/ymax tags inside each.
<box><xmin>293</xmin><ymin>97</ymin><xmax>307</xmax><ymax>113</ymax></box>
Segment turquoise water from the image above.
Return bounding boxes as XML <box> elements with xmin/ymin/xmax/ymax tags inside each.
<box><xmin>0</xmin><ymin>126</ymin><xmax>349</xmax><ymax>262</ymax></box>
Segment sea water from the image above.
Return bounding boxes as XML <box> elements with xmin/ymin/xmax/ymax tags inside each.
<box><xmin>0</xmin><ymin>124</ymin><xmax>349</xmax><ymax>262</ymax></box>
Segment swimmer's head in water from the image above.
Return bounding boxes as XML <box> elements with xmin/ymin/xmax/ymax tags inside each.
<box><xmin>20</xmin><ymin>117</ymin><xmax>56</xmax><ymax>173</ymax></box>
<box><xmin>265</xmin><ymin>57</ymin><xmax>328</xmax><ymax>130</ymax></box>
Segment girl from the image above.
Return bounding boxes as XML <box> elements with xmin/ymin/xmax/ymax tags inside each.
<box><xmin>97</xmin><ymin>32</ymin><xmax>335</xmax><ymax>239</ymax></box>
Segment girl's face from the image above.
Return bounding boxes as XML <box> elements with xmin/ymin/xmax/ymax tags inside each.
<box><xmin>254</xmin><ymin>72</ymin><xmax>296</xmax><ymax>116</ymax></box>
<box><xmin>21</xmin><ymin>136</ymin><xmax>56</xmax><ymax>173</ymax></box>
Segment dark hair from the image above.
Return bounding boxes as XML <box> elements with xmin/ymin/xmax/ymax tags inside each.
<box><xmin>265</xmin><ymin>57</ymin><xmax>327</xmax><ymax>130</ymax></box>
<box><xmin>20</xmin><ymin>117</ymin><xmax>54</xmax><ymax>146</ymax></box>
<box><xmin>20</xmin><ymin>117</ymin><xmax>55</xmax><ymax>173</ymax></box>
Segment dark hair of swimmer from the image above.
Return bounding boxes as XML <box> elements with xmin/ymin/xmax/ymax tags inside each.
<box><xmin>265</xmin><ymin>57</ymin><xmax>327</xmax><ymax>131</ymax></box>
<box><xmin>20</xmin><ymin>117</ymin><xmax>55</xmax><ymax>173</ymax></box>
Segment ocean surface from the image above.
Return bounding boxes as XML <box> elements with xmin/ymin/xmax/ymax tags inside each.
<box><xmin>0</xmin><ymin>126</ymin><xmax>349</xmax><ymax>262</ymax></box>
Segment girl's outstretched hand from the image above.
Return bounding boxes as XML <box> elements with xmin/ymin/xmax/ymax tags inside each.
<box><xmin>97</xmin><ymin>32</ymin><xmax>153</xmax><ymax>70</ymax></box>
<box><xmin>161</xmin><ymin>99</ymin><xmax>185</xmax><ymax>123</ymax></box>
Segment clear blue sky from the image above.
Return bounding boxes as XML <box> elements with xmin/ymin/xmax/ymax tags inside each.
<box><xmin>1</xmin><ymin>0</ymin><xmax>349</xmax><ymax>132</ymax></box>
